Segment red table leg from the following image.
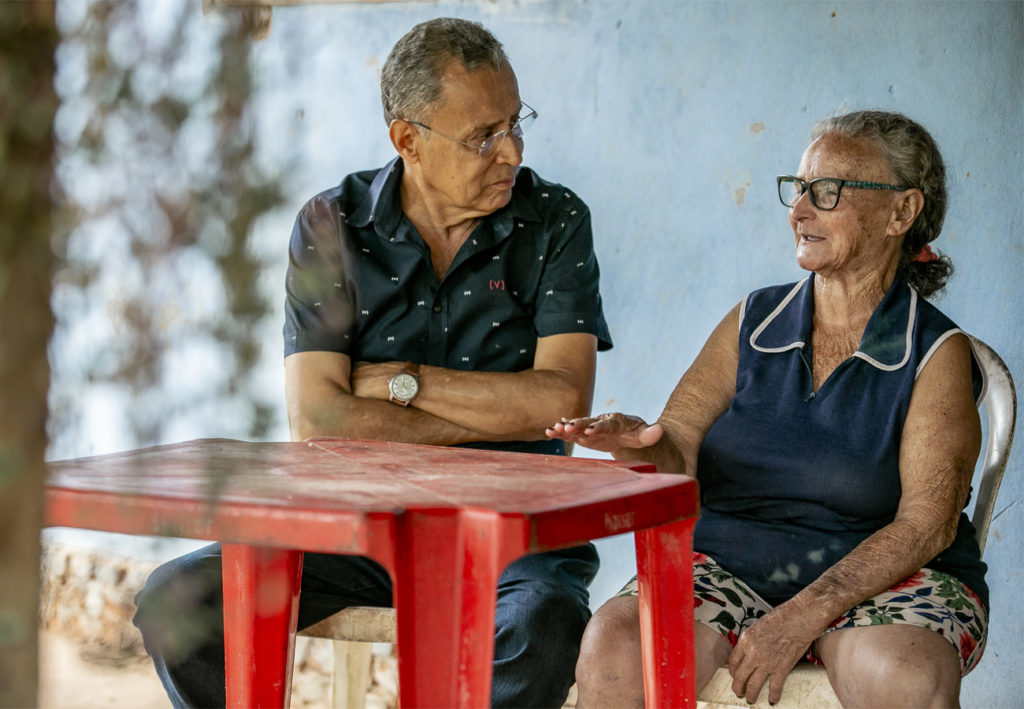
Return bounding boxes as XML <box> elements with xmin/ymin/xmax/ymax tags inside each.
<box><xmin>222</xmin><ymin>544</ymin><xmax>304</xmax><ymax>709</ymax></box>
<box><xmin>635</xmin><ymin>518</ymin><xmax>698</xmax><ymax>709</ymax></box>
<box><xmin>391</xmin><ymin>508</ymin><xmax>504</xmax><ymax>709</ymax></box>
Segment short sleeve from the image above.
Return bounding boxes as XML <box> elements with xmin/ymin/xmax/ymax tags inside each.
<box><xmin>283</xmin><ymin>194</ymin><xmax>359</xmax><ymax>357</ymax></box>
<box><xmin>532</xmin><ymin>199</ymin><xmax>613</xmax><ymax>350</ymax></box>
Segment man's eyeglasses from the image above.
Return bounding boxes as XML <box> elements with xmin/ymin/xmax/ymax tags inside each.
<box><xmin>407</xmin><ymin>103</ymin><xmax>537</xmax><ymax>158</ymax></box>
<box><xmin>777</xmin><ymin>175</ymin><xmax>910</xmax><ymax>211</ymax></box>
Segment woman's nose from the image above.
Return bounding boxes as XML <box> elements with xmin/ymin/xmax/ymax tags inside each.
<box><xmin>789</xmin><ymin>189</ymin><xmax>815</xmax><ymax>220</ymax></box>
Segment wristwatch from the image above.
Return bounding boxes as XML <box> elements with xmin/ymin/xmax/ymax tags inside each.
<box><xmin>387</xmin><ymin>362</ymin><xmax>421</xmax><ymax>406</ymax></box>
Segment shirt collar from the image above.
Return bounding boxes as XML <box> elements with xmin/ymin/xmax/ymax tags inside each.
<box><xmin>347</xmin><ymin>159</ymin><xmax>542</xmax><ymax>245</ymax></box>
<box><xmin>348</xmin><ymin>156</ymin><xmax>406</xmax><ymax>240</ymax></box>
<box><xmin>748</xmin><ymin>274</ymin><xmax>918</xmax><ymax>371</ymax></box>
<box><xmin>487</xmin><ymin>167</ymin><xmax>542</xmax><ymax>242</ymax></box>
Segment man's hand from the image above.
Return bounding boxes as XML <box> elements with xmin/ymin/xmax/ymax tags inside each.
<box><xmin>546</xmin><ymin>413</ymin><xmax>664</xmax><ymax>454</ymax></box>
<box><xmin>727</xmin><ymin>602</ymin><xmax>822</xmax><ymax>705</ymax></box>
<box><xmin>285</xmin><ymin>351</ymin><xmax>485</xmax><ymax>444</ymax></box>
<box><xmin>351</xmin><ymin>361</ymin><xmax>403</xmax><ymax>401</ymax></box>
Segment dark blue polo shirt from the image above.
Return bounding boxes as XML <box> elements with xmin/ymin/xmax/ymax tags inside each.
<box><xmin>283</xmin><ymin>158</ymin><xmax>612</xmax><ymax>453</ymax></box>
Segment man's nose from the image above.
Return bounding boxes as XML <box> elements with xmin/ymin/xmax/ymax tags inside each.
<box><xmin>494</xmin><ymin>133</ymin><xmax>524</xmax><ymax>166</ymax></box>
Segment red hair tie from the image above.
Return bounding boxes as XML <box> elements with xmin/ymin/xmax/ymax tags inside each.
<box><xmin>912</xmin><ymin>243</ymin><xmax>939</xmax><ymax>263</ymax></box>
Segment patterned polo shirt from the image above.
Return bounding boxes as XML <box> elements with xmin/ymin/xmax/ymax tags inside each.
<box><xmin>284</xmin><ymin>156</ymin><xmax>612</xmax><ymax>375</ymax></box>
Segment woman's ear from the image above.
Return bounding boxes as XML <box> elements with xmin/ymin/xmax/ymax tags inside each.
<box><xmin>887</xmin><ymin>188</ymin><xmax>925</xmax><ymax>237</ymax></box>
<box><xmin>389</xmin><ymin>119</ymin><xmax>420</xmax><ymax>164</ymax></box>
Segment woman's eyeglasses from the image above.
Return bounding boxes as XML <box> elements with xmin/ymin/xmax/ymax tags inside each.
<box><xmin>777</xmin><ymin>175</ymin><xmax>910</xmax><ymax>211</ymax></box>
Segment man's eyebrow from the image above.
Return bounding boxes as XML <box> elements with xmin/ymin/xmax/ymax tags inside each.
<box><xmin>462</xmin><ymin>120</ymin><xmax>496</xmax><ymax>138</ymax></box>
<box><xmin>464</xmin><ymin>105</ymin><xmax>524</xmax><ymax>138</ymax></box>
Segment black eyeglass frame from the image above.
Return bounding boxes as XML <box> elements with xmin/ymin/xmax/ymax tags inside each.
<box><xmin>776</xmin><ymin>175</ymin><xmax>911</xmax><ymax>211</ymax></box>
<box><xmin>406</xmin><ymin>103</ymin><xmax>538</xmax><ymax>158</ymax></box>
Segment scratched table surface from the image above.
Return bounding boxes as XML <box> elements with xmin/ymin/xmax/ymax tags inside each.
<box><xmin>45</xmin><ymin>437</ymin><xmax>698</xmax><ymax>555</ymax></box>
<box><xmin>45</xmin><ymin>437</ymin><xmax>702</xmax><ymax>709</ymax></box>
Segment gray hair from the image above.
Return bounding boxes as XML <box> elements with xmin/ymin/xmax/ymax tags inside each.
<box><xmin>811</xmin><ymin>110</ymin><xmax>953</xmax><ymax>298</ymax></box>
<box><xmin>380</xmin><ymin>18</ymin><xmax>510</xmax><ymax>125</ymax></box>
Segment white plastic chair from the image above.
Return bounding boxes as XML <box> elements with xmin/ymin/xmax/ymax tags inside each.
<box><xmin>965</xmin><ymin>335</ymin><xmax>1016</xmax><ymax>554</ymax></box>
<box><xmin>298</xmin><ymin>335</ymin><xmax>1016</xmax><ymax>709</ymax></box>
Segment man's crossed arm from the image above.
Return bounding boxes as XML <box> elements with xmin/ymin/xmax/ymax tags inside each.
<box><xmin>285</xmin><ymin>332</ymin><xmax>597</xmax><ymax>445</ymax></box>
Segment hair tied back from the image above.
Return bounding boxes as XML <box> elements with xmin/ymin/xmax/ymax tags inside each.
<box><xmin>913</xmin><ymin>243</ymin><xmax>939</xmax><ymax>263</ymax></box>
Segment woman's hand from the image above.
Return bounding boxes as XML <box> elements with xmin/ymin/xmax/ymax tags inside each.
<box><xmin>727</xmin><ymin>601</ymin><xmax>824</xmax><ymax>705</ymax></box>
<box><xmin>545</xmin><ymin>413</ymin><xmax>664</xmax><ymax>455</ymax></box>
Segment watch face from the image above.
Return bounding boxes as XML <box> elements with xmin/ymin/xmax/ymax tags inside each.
<box><xmin>389</xmin><ymin>373</ymin><xmax>419</xmax><ymax>401</ymax></box>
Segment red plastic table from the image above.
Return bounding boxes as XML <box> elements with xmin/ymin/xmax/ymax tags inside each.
<box><xmin>45</xmin><ymin>437</ymin><xmax>700</xmax><ymax>708</ymax></box>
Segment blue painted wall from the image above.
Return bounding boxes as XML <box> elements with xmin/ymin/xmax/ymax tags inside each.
<box><xmin>245</xmin><ymin>3</ymin><xmax>1022</xmax><ymax>704</ymax></box>
<box><xmin>52</xmin><ymin>0</ymin><xmax>1022</xmax><ymax>705</ymax></box>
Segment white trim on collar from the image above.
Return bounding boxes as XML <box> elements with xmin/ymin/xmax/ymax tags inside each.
<box><xmin>748</xmin><ymin>278</ymin><xmax>921</xmax><ymax>373</ymax></box>
<box><xmin>851</xmin><ymin>286</ymin><xmax>917</xmax><ymax>372</ymax></box>
<box><xmin>749</xmin><ymin>278</ymin><xmax>808</xmax><ymax>354</ymax></box>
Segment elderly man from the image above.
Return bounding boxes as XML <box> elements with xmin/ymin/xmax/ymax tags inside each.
<box><xmin>134</xmin><ymin>17</ymin><xmax>611</xmax><ymax>708</ymax></box>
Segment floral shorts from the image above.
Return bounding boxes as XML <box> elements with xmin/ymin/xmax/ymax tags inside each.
<box><xmin>616</xmin><ymin>552</ymin><xmax>988</xmax><ymax>675</ymax></box>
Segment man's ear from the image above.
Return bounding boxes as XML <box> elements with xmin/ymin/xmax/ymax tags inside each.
<box><xmin>389</xmin><ymin>119</ymin><xmax>420</xmax><ymax>164</ymax></box>
<box><xmin>887</xmin><ymin>188</ymin><xmax>925</xmax><ymax>237</ymax></box>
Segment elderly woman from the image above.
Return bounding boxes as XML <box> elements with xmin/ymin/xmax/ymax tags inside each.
<box><xmin>548</xmin><ymin>111</ymin><xmax>987</xmax><ymax>708</ymax></box>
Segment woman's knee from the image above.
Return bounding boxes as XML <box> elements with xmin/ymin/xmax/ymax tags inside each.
<box><xmin>575</xmin><ymin>598</ymin><xmax>643</xmax><ymax>694</ymax></box>
<box><xmin>817</xmin><ymin>625</ymin><xmax>961</xmax><ymax>708</ymax></box>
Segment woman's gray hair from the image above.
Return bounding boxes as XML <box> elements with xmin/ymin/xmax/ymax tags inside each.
<box><xmin>381</xmin><ymin>18</ymin><xmax>510</xmax><ymax>125</ymax></box>
<box><xmin>811</xmin><ymin>110</ymin><xmax>953</xmax><ymax>298</ymax></box>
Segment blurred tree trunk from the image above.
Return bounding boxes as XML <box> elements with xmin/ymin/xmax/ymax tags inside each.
<box><xmin>0</xmin><ymin>2</ymin><xmax>58</xmax><ymax>706</ymax></box>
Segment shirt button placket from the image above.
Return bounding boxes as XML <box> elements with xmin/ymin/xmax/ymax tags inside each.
<box><xmin>429</xmin><ymin>295</ymin><xmax>447</xmax><ymax>365</ymax></box>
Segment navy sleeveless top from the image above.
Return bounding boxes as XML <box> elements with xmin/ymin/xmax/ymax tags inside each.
<box><xmin>694</xmin><ymin>274</ymin><xmax>989</xmax><ymax>608</ymax></box>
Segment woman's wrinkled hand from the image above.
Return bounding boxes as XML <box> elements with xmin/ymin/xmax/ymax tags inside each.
<box><xmin>545</xmin><ymin>412</ymin><xmax>664</xmax><ymax>454</ymax></box>
<box><xmin>727</xmin><ymin>603</ymin><xmax>823</xmax><ymax>705</ymax></box>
